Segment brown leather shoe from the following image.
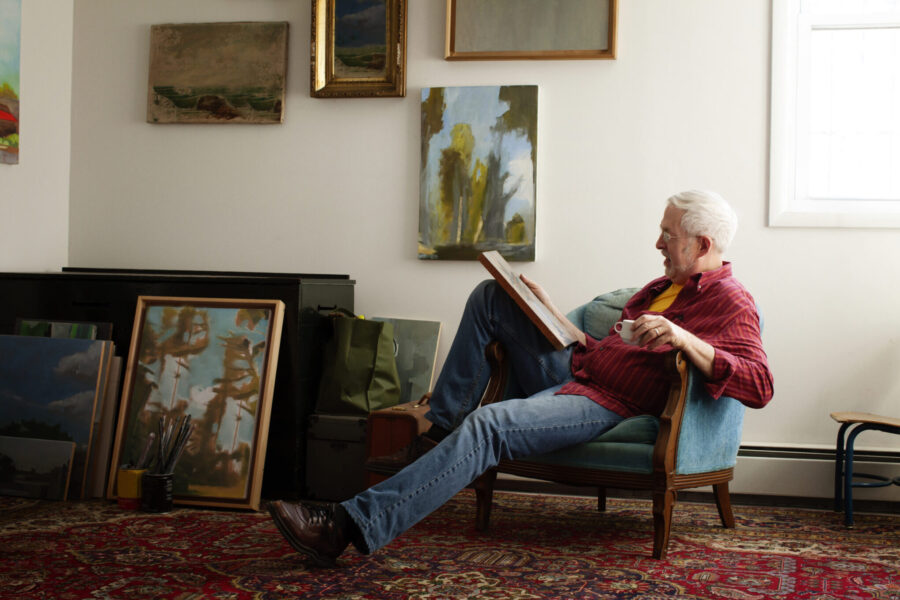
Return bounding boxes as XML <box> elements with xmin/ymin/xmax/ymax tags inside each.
<box><xmin>267</xmin><ymin>500</ymin><xmax>349</xmax><ymax>567</ymax></box>
<box><xmin>364</xmin><ymin>434</ymin><xmax>439</xmax><ymax>476</ymax></box>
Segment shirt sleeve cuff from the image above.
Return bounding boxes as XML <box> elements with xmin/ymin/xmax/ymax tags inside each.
<box><xmin>704</xmin><ymin>349</ymin><xmax>736</xmax><ymax>399</ymax></box>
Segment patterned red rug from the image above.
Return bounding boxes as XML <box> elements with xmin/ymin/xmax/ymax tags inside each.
<box><xmin>0</xmin><ymin>490</ymin><xmax>897</xmax><ymax>599</ymax></box>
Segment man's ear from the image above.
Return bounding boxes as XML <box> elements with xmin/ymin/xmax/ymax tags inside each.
<box><xmin>696</xmin><ymin>235</ymin><xmax>713</xmax><ymax>257</ymax></box>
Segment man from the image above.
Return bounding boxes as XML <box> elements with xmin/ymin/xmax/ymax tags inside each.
<box><xmin>268</xmin><ymin>189</ymin><xmax>774</xmax><ymax>567</ymax></box>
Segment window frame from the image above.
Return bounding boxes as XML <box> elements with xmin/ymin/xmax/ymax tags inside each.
<box><xmin>769</xmin><ymin>0</ymin><xmax>900</xmax><ymax>228</ymax></box>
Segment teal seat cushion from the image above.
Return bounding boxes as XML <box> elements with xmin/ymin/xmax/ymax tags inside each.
<box><xmin>526</xmin><ymin>441</ymin><xmax>655</xmax><ymax>474</ymax></box>
<box><xmin>595</xmin><ymin>414</ymin><xmax>659</xmax><ymax>444</ymax></box>
<box><xmin>524</xmin><ymin>415</ymin><xmax>660</xmax><ymax>474</ymax></box>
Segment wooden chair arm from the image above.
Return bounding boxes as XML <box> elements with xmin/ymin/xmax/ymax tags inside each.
<box><xmin>480</xmin><ymin>341</ymin><xmax>508</xmax><ymax>406</ymax></box>
<box><xmin>652</xmin><ymin>351</ymin><xmax>690</xmax><ymax>481</ymax></box>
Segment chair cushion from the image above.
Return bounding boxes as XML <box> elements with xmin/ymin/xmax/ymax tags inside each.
<box><xmin>525</xmin><ymin>441</ymin><xmax>655</xmax><ymax>474</ymax></box>
<box><xmin>594</xmin><ymin>414</ymin><xmax>659</xmax><ymax>444</ymax></box>
<box><xmin>521</xmin><ymin>415</ymin><xmax>660</xmax><ymax>474</ymax></box>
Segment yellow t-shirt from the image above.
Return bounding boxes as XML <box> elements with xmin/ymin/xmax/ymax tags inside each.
<box><xmin>649</xmin><ymin>282</ymin><xmax>683</xmax><ymax>312</ymax></box>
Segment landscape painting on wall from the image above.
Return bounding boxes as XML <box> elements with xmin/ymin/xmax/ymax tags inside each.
<box><xmin>0</xmin><ymin>0</ymin><xmax>21</xmax><ymax>164</ymax></box>
<box><xmin>419</xmin><ymin>85</ymin><xmax>538</xmax><ymax>261</ymax></box>
<box><xmin>147</xmin><ymin>21</ymin><xmax>288</xmax><ymax>124</ymax></box>
<box><xmin>108</xmin><ymin>297</ymin><xmax>284</xmax><ymax>510</ymax></box>
<box><xmin>311</xmin><ymin>0</ymin><xmax>407</xmax><ymax>97</ymax></box>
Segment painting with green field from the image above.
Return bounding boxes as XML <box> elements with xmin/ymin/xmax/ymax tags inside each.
<box><xmin>147</xmin><ymin>22</ymin><xmax>288</xmax><ymax>124</ymax></box>
<box><xmin>0</xmin><ymin>0</ymin><xmax>21</xmax><ymax>164</ymax></box>
<box><xmin>419</xmin><ymin>85</ymin><xmax>538</xmax><ymax>261</ymax></box>
<box><xmin>334</xmin><ymin>0</ymin><xmax>388</xmax><ymax>78</ymax></box>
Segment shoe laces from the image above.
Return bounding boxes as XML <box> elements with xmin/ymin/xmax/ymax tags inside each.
<box><xmin>308</xmin><ymin>504</ymin><xmax>336</xmax><ymax>526</ymax></box>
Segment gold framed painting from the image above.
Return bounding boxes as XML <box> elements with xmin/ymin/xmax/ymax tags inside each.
<box><xmin>445</xmin><ymin>0</ymin><xmax>617</xmax><ymax>60</ymax></box>
<box><xmin>311</xmin><ymin>0</ymin><xmax>407</xmax><ymax>98</ymax></box>
<box><xmin>107</xmin><ymin>297</ymin><xmax>284</xmax><ymax>511</ymax></box>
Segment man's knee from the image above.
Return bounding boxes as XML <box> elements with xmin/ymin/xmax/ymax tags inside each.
<box><xmin>469</xmin><ymin>279</ymin><xmax>498</xmax><ymax>302</ymax></box>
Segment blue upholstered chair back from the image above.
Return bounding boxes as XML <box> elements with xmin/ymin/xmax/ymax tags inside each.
<box><xmin>562</xmin><ymin>288</ymin><xmax>749</xmax><ymax>475</ymax></box>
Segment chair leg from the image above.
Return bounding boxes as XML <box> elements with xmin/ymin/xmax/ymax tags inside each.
<box><xmin>651</xmin><ymin>490</ymin><xmax>676</xmax><ymax>559</ymax></box>
<box><xmin>597</xmin><ymin>486</ymin><xmax>607</xmax><ymax>512</ymax></box>
<box><xmin>713</xmin><ymin>482</ymin><xmax>735</xmax><ymax>528</ymax></box>
<box><xmin>472</xmin><ymin>469</ymin><xmax>498</xmax><ymax>531</ymax></box>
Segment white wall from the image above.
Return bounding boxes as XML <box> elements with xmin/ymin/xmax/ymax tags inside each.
<box><xmin>0</xmin><ymin>0</ymin><xmax>72</xmax><ymax>271</ymax></box>
<box><xmin>63</xmin><ymin>0</ymin><xmax>900</xmax><ymax>465</ymax></box>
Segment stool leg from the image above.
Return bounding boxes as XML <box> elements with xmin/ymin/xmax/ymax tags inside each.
<box><xmin>844</xmin><ymin>424</ymin><xmax>869</xmax><ymax>528</ymax></box>
<box><xmin>834</xmin><ymin>422</ymin><xmax>852</xmax><ymax>513</ymax></box>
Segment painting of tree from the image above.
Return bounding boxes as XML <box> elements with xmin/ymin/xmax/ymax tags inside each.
<box><xmin>109</xmin><ymin>298</ymin><xmax>284</xmax><ymax>510</ymax></box>
<box><xmin>419</xmin><ymin>85</ymin><xmax>538</xmax><ymax>261</ymax></box>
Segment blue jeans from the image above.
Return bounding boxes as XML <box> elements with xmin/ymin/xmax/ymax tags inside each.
<box><xmin>341</xmin><ymin>280</ymin><xmax>623</xmax><ymax>553</ymax></box>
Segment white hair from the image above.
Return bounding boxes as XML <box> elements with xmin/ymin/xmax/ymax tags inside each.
<box><xmin>667</xmin><ymin>189</ymin><xmax>738</xmax><ymax>253</ymax></box>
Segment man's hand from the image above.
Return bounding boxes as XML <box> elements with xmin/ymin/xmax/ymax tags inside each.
<box><xmin>520</xmin><ymin>274</ymin><xmax>586</xmax><ymax>347</ymax></box>
<box><xmin>631</xmin><ymin>314</ymin><xmax>716</xmax><ymax>378</ymax></box>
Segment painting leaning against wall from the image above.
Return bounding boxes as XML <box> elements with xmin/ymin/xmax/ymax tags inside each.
<box><xmin>419</xmin><ymin>85</ymin><xmax>538</xmax><ymax>261</ymax></box>
<box><xmin>0</xmin><ymin>0</ymin><xmax>21</xmax><ymax>165</ymax></box>
<box><xmin>107</xmin><ymin>297</ymin><xmax>284</xmax><ymax>511</ymax></box>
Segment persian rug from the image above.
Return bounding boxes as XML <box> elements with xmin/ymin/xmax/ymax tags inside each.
<box><xmin>0</xmin><ymin>490</ymin><xmax>897</xmax><ymax>599</ymax></box>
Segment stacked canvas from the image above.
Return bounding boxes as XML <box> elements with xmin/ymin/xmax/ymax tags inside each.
<box><xmin>0</xmin><ymin>327</ymin><xmax>120</xmax><ymax>501</ymax></box>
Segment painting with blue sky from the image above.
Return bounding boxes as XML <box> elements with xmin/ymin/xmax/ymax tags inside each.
<box><xmin>0</xmin><ymin>336</ymin><xmax>107</xmax><ymax>447</ymax></box>
<box><xmin>0</xmin><ymin>0</ymin><xmax>21</xmax><ymax>164</ymax></box>
<box><xmin>419</xmin><ymin>85</ymin><xmax>538</xmax><ymax>261</ymax></box>
<box><xmin>110</xmin><ymin>298</ymin><xmax>283</xmax><ymax>509</ymax></box>
<box><xmin>0</xmin><ymin>335</ymin><xmax>110</xmax><ymax>499</ymax></box>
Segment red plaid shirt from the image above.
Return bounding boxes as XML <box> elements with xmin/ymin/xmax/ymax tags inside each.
<box><xmin>558</xmin><ymin>263</ymin><xmax>773</xmax><ymax>418</ymax></box>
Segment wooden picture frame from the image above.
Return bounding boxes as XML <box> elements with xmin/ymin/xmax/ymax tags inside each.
<box><xmin>311</xmin><ymin>0</ymin><xmax>407</xmax><ymax>97</ymax></box>
<box><xmin>445</xmin><ymin>0</ymin><xmax>617</xmax><ymax>60</ymax></box>
<box><xmin>107</xmin><ymin>297</ymin><xmax>285</xmax><ymax>511</ymax></box>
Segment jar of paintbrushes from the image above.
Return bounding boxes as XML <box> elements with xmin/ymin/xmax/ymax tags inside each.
<box><xmin>135</xmin><ymin>415</ymin><xmax>195</xmax><ymax>513</ymax></box>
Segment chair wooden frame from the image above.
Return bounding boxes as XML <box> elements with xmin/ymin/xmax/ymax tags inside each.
<box><xmin>472</xmin><ymin>341</ymin><xmax>736</xmax><ymax>559</ymax></box>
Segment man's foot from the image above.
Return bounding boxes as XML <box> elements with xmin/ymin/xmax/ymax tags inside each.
<box><xmin>364</xmin><ymin>434</ymin><xmax>439</xmax><ymax>476</ymax></box>
<box><xmin>267</xmin><ymin>500</ymin><xmax>350</xmax><ymax>567</ymax></box>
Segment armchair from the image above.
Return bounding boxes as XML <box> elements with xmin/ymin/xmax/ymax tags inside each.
<box><xmin>472</xmin><ymin>288</ymin><xmax>748</xmax><ymax>559</ymax></box>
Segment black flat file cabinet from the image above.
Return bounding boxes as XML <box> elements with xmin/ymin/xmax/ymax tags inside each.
<box><xmin>0</xmin><ymin>268</ymin><xmax>355</xmax><ymax>499</ymax></box>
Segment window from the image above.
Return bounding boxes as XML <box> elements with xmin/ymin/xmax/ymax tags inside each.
<box><xmin>770</xmin><ymin>0</ymin><xmax>900</xmax><ymax>227</ymax></box>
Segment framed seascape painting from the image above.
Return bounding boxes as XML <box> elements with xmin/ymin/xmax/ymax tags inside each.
<box><xmin>147</xmin><ymin>22</ymin><xmax>288</xmax><ymax>124</ymax></box>
<box><xmin>108</xmin><ymin>297</ymin><xmax>285</xmax><ymax>510</ymax></box>
<box><xmin>445</xmin><ymin>0</ymin><xmax>617</xmax><ymax>60</ymax></box>
<box><xmin>0</xmin><ymin>0</ymin><xmax>21</xmax><ymax>164</ymax></box>
<box><xmin>311</xmin><ymin>0</ymin><xmax>407</xmax><ymax>97</ymax></box>
<box><xmin>419</xmin><ymin>85</ymin><xmax>538</xmax><ymax>261</ymax></box>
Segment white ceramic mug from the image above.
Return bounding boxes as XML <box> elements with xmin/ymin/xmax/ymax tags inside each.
<box><xmin>614</xmin><ymin>319</ymin><xmax>638</xmax><ymax>345</ymax></box>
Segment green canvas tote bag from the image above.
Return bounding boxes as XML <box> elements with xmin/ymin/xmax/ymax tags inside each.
<box><xmin>315</xmin><ymin>310</ymin><xmax>401</xmax><ymax>415</ymax></box>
